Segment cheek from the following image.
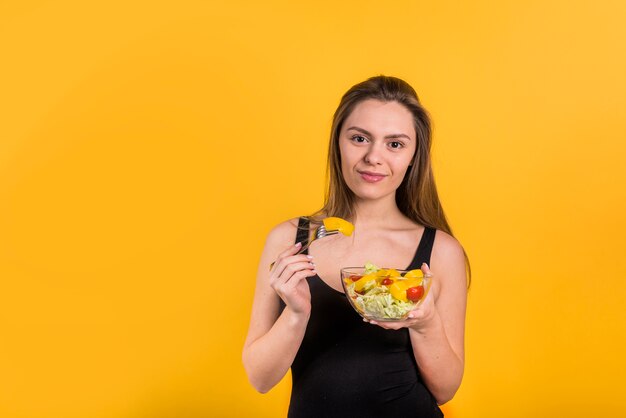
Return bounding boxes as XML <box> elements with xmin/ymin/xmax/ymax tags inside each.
<box><xmin>391</xmin><ymin>155</ymin><xmax>414</xmax><ymax>176</ymax></box>
<box><xmin>339</xmin><ymin>144</ymin><xmax>358</xmax><ymax>170</ymax></box>
<box><xmin>337</xmin><ymin>145</ymin><xmax>350</xmax><ymax>179</ymax></box>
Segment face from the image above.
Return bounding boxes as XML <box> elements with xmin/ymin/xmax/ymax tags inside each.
<box><xmin>338</xmin><ymin>99</ymin><xmax>417</xmax><ymax>202</ymax></box>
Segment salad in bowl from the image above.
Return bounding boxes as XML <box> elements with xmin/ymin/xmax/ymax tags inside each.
<box><xmin>341</xmin><ymin>263</ymin><xmax>432</xmax><ymax>321</ymax></box>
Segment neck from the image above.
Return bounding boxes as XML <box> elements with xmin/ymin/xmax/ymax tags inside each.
<box><xmin>351</xmin><ymin>194</ymin><xmax>406</xmax><ymax>228</ymax></box>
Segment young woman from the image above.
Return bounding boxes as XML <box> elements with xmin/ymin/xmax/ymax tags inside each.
<box><xmin>243</xmin><ymin>75</ymin><xmax>469</xmax><ymax>418</ymax></box>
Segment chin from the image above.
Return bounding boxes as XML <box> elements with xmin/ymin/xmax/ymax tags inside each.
<box><xmin>351</xmin><ymin>188</ymin><xmax>395</xmax><ymax>202</ymax></box>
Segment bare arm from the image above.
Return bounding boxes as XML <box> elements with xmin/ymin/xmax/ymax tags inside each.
<box><xmin>368</xmin><ymin>231</ymin><xmax>468</xmax><ymax>404</ymax></box>
<box><xmin>242</xmin><ymin>220</ymin><xmax>317</xmax><ymax>393</ymax></box>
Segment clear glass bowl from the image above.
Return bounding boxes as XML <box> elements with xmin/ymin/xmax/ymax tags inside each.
<box><xmin>341</xmin><ymin>267</ymin><xmax>432</xmax><ymax>321</ymax></box>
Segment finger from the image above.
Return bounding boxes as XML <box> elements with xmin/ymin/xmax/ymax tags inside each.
<box><xmin>272</xmin><ymin>248</ymin><xmax>314</xmax><ymax>274</ymax></box>
<box><xmin>279</xmin><ymin>260</ymin><xmax>316</xmax><ymax>282</ymax></box>
<box><xmin>365</xmin><ymin>319</ymin><xmax>401</xmax><ymax>330</ymax></box>
<box><xmin>407</xmin><ymin>308</ymin><xmax>427</xmax><ymax>321</ymax></box>
<box><xmin>270</xmin><ymin>242</ymin><xmax>304</xmax><ymax>270</ymax></box>
<box><xmin>421</xmin><ymin>262</ymin><xmax>432</xmax><ymax>276</ymax></box>
<box><xmin>279</xmin><ymin>242</ymin><xmax>303</xmax><ymax>259</ymax></box>
<box><xmin>283</xmin><ymin>268</ymin><xmax>317</xmax><ymax>288</ymax></box>
<box><xmin>272</xmin><ymin>254</ymin><xmax>315</xmax><ymax>279</ymax></box>
<box><xmin>422</xmin><ymin>280</ymin><xmax>438</xmax><ymax>304</ymax></box>
<box><xmin>277</xmin><ymin>269</ymin><xmax>316</xmax><ymax>297</ymax></box>
<box><xmin>270</xmin><ymin>260</ymin><xmax>315</xmax><ymax>291</ymax></box>
<box><xmin>369</xmin><ymin>321</ymin><xmax>404</xmax><ymax>331</ymax></box>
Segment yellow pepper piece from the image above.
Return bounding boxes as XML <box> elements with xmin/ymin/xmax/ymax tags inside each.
<box><xmin>323</xmin><ymin>217</ymin><xmax>355</xmax><ymax>236</ymax></box>
<box><xmin>389</xmin><ymin>283</ymin><xmax>408</xmax><ymax>302</ymax></box>
<box><xmin>400</xmin><ymin>278</ymin><xmax>423</xmax><ymax>289</ymax></box>
<box><xmin>353</xmin><ymin>273</ymin><xmax>376</xmax><ymax>292</ymax></box>
<box><xmin>389</xmin><ymin>278</ymin><xmax>424</xmax><ymax>301</ymax></box>
<box><xmin>386</xmin><ymin>268</ymin><xmax>401</xmax><ymax>278</ymax></box>
<box><xmin>404</xmin><ymin>269</ymin><xmax>424</xmax><ymax>279</ymax></box>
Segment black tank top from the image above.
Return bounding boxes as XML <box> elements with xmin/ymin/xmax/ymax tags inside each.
<box><xmin>284</xmin><ymin>217</ymin><xmax>443</xmax><ymax>418</ymax></box>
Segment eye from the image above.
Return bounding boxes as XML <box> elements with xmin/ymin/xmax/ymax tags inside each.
<box><xmin>388</xmin><ymin>141</ymin><xmax>404</xmax><ymax>149</ymax></box>
<box><xmin>350</xmin><ymin>135</ymin><xmax>368</xmax><ymax>143</ymax></box>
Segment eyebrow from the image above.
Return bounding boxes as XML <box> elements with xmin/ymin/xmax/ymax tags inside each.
<box><xmin>346</xmin><ymin>126</ymin><xmax>412</xmax><ymax>141</ymax></box>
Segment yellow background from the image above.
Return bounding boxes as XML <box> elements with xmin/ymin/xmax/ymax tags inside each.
<box><xmin>1</xmin><ymin>1</ymin><xmax>625</xmax><ymax>417</ymax></box>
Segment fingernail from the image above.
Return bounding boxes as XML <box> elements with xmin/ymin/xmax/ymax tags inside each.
<box><xmin>295</xmin><ymin>242</ymin><xmax>302</xmax><ymax>248</ymax></box>
<box><xmin>306</xmin><ymin>255</ymin><xmax>313</xmax><ymax>259</ymax></box>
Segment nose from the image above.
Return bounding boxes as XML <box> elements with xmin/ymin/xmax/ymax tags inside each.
<box><xmin>364</xmin><ymin>142</ymin><xmax>383</xmax><ymax>165</ymax></box>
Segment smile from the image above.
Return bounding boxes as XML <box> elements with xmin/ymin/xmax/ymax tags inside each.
<box><xmin>358</xmin><ymin>170</ymin><xmax>387</xmax><ymax>183</ymax></box>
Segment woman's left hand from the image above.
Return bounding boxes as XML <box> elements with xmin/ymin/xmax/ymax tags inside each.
<box><xmin>364</xmin><ymin>263</ymin><xmax>440</xmax><ymax>331</ymax></box>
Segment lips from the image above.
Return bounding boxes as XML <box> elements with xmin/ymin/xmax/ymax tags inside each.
<box><xmin>358</xmin><ymin>170</ymin><xmax>387</xmax><ymax>183</ymax></box>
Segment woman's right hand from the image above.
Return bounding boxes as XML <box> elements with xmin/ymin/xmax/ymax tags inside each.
<box><xmin>269</xmin><ymin>242</ymin><xmax>316</xmax><ymax>316</ymax></box>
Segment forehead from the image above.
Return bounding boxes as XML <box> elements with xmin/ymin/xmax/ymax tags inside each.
<box><xmin>343</xmin><ymin>99</ymin><xmax>415</xmax><ymax>138</ymax></box>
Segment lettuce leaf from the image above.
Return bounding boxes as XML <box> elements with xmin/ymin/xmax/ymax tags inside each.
<box><xmin>364</xmin><ymin>262</ymin><xmax>379</xmax><ymax>275</ymax></box>
<box><xmin>355</xmin><ymin>287</ymin><xmax>415</xmax><ymax>319</ymax></box>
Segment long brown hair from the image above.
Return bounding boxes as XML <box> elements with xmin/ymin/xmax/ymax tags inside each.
<box><xmin>314</xmin><ymin>75</ymin><xmax>471</xmax><ymax>284</ymax></box>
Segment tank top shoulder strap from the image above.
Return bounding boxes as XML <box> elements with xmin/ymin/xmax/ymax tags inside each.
<box><xmin>295</xmin><ymin>217</ymin><xmax>310</xmax><ymax>255</ymax></box>
<box><xmin>406</xmin><ymin>226</ymin><xmax>437</xmax><ymax>270</ymax></box>
<box><xmin>278</xmin><ymin>217</ymin><xmax>310</xmax><ymax>312</ymax></box>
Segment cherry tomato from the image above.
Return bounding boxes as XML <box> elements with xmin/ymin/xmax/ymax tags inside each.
<box><xmin>406</xmin><ymin>285</ymin><xmax>424</xmax><ymax>302</ymax></box>
<box><xmin>381</xmin><ymin>277</ymin><xmax>393</xmax><ymax>286</ymax></box>
<box><xmin>349</xmin><ymin>275</ymin><xmax>362</xmax><ymax>282</ymax></box>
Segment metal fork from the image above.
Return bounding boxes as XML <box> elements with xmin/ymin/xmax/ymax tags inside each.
<box><xmin>269</xmin><ymin>225</ymin><xmax>339</xmax><ymax>270</ymax></box>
